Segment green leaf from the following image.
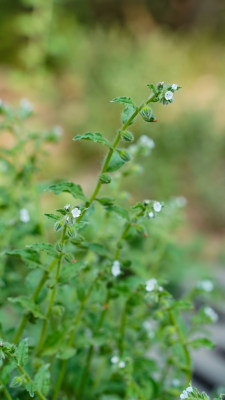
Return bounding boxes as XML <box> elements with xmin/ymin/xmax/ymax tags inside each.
<box><xmin>44</xmin><ymin>213</ymin><xmax>60</xmax><ymax>221</ymax></box>
<box><xmin>25</xmin><ymin>381</ymin><xmax>35</xmax><ymax>397</ymax></box>
<box><xmin>17</xmin><ymin>338</ymin><xmax>28</xmax><ymax>367</ymax></box>
<box><xmin>26</xmin><ymin>243</ymin><xmax>58</xmax><ymax>257</ymax></box>
<box><xmin>34</xmin><ymin>364</ymin><xmax>50</xmax><ymax>396</ymax></box>
<box><xmin>88</xmin><ymin>243</ymin><xmax>108</xmax><ymax>257</ymax></box>
<box><xmin>106</xmin><ymin>151</ymin><xmax>126</xmax><ymax>172</ymax></box>
<box><xmin>121</xmin><ymin>105</ymin><xmax>137</xmax><ymax>126</ymax></box>
<box><xmin>111</xmin><ymin>96</ymin><xmax>137</xmax><ymax>108</ymax></box>
<box><xmin>47</xmin><ymin>182</ymin><xmax>87</xmax><ymax>201</ymax></box>
<box><xmin>56</xmin><ymin>346</ymin><xmax>76</xmax><ymax>360</ymax></box>
<box><xmin>3</xmin><ymin>248</ymin><xmax>41</xmax><ymax>266</ymax></box>
<box><xmin>170</xmin><ymin>300</ymin><xmax>193</xmax><ymax>311</ymax></box>
<box><xmin>73</xmin><ymin>132</ymin><xmax>112</xmax><ymax>149</ymax></box>
<box><xmin>189</xmin><ymin>337</ymin><xmax>215</xmax><ymax>349</ymax></box>
<box><xmin>96</xmin><ymin>197</ymin><xmax>115</xmax><ymax>207</ymax></box>
<box><xmin>8</xmin><ymin>296</ymin><xmax>45</xmax><ymax>319</ymax></box>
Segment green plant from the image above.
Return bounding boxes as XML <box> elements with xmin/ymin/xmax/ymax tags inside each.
<box><xmin>0</xmin><ymin>83</ymin><xmax>219</xmax><ymax>399</ymax></box>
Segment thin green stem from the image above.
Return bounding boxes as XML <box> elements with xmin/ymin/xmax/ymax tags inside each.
<box><xmin>13</xmin><ymin>258</ymin><xmax>57</xmax><ymax>345</ymax></box>
<box><xmin>77</xmin><ymin>290</ymin><xmax>111</xmax><ymax>399</ymax></box>
<box><xmin>52</xmin><ymin>276</ymin><xmax>98</xmax><ymax>400</ymax></box>
<box><xmin>0</xmin><ymin>382</ymin><xmax>12</xmax><ymax>400</ymax></box>
<box><xmin>168</xmin><ymin>310</ymin><xmax>192</xmax><ymax>385</ymax></box>
<box><xmin>118</xmin><ymin>300</ymin><xmax>128</xmax><ymax>357</ymax></box>
<box><xmin>37</xmin><ymin>224</ymin><xmax>67</xmax><ymax>354</ymax></box>
<box><xmin>17</xmin><ymin>364</ymin><xmax>47</xmax><ymax>400</ymax></box>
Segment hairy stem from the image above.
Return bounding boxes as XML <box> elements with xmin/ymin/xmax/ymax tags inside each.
<box><xmin>52</xmin><ymin>276</ymin><xmax>98</xmax><ymax>400</ymax></box>
<box><xmin>168</xmin><ymin>310</ymin><xmax>192</xmax><ymax>385</ymax></box>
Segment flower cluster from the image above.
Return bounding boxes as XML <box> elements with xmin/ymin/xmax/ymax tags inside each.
<box><xmin>155</xmin><ymin>82</ymin><xmax>180</xmax><ymax>105</ymax></box>
<box><xmin>180</xmin><ymin>386</ymin><xmax>193</xmax><ymax>399</ymax></box>
<box><xmin>110</xmin><ymin>355</ymin><xmax>125</xmax><ymax>369</ymax></box>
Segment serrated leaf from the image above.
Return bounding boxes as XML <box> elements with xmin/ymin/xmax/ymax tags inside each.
<box><xmin>25</xmin><ymin>381</ymin><xmax>35</xmax><ymax>397</ymax></box>
<box><xmin>26</xmin><ymin>243</ymin><xmax>58</xmax><ymax>257</ymax></box>
<box><xmin>17</xmin><ymin>338</ymin><xmax>28</xmax><ymax>367</ymax></box>
<box><xmin>73</xmin><ymin>132</ymin><xmax>112</xmax><ymax>148</ymax></box>
<box><xmin>3</xmin><ymin>248</ymin><xmax>41</xmax><ymax>266</ymax></box>
<box><xmin>34</xmin><ymin>364</ymin><xmax>50</xmax><ymax>396</ymax></box>
<box><xmin>189</xmin><ymin>337</ymin><xmax>215</xmax><ymax>349</ymax></box>
<box><xmin>111</xmin><ymin>96</ymin><xmax>137</xmax><ymax>108</ymax></box>
<box><xmin>8</xmin><ymin>296</ymin><xmax>45</xmax><ymax>319</ymax></box>
<box><xmin>121</xmin><ymin>105</ymin><xmax>137</xmax><ymax>126</ymax></box>
<box><xmin>47</xmin><ymin>182</ymin><xmax>87</xmax><ymax>201</ymax></box>
<box><xmin>106</xmin><ymin>151</ymin><xmax>125</xmax><ymax>172</ymax></box>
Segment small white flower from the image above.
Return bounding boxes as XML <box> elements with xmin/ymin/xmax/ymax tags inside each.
<box><xmin>64</xmin><ymin>204</ymin><xmax>70</xmax><ymax>211</ymax></box>
<box><xmin>153</xmin><ymin>201</ymin><xmax>162</xmax><ymax>213</ymax></box>
<box><xmin>197</xmin><ymin>280</ymin><xmax>214</xmax><ymax>292</ymax></box>
<box><xmin>144</xmin><ymin>199</ymin><xmax>150</xmax><ymax>205</ymax></box>
<box><xmin>71</xmin><ymin>207</ymin><xmax>81</xmax><ymax>219</ymax></box>
<box><xmin>186</xmin><ymin>386</ymin><xmax>193</xmax><ymax>393</ymax></box>
<box><xmin>20</xmin><ymin>208</ymin><xmax>30</xmax><ymax>223</ymax></box>
<box><xmin>111</xmin><ymin>356</ymin><xmax>119</xmax><ymax>364</ymax></box>
<box><xmin>165</xmin><ymin>91</ymin><xmax>173</xmax><ymax>101</ymax></box>
<box><xmin>180</xmin><ymin>390</ymin><xmax>188</xmax><ymax>399</ymax></box>
<box><xmin>118</xmin><ymin>361</ymin><xmax>125</xmax><ymax>368</ymax></box>
<box><xmin>139</xmin><ymin>135</ymin><xmax>155</xmax><ymax>149</ymax></box>
<box><xmin>20</xmin><ymin>98</ymin><xmax>34</xmax><ymax>113</ymax></box>
<box><xmin>148</xmin><ymin>212</ymin><xmax>154</xmax><ymax>219</ymax></box>
<box><xmin>111</xmin><ymin>260</ymin><xmax>121</xmax><ymax>277</ymax></box>
<box><xmin>204</xmin><ymin>306</ymin><xmax>218</xmax><ymax>322</ymax></box>
<box><xmin>146</xmin><ymin>278</ymin><xmax>157</xmax><ymax>292</ymax></box>
<box><xmin>172</xmin><ymin>84</ymin><xmax>178</xmax><ymax>90</ymax></box>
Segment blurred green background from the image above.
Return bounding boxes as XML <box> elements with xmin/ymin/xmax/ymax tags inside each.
<box><xmin>0</xmin><ymin>0</ymin><xmax>225</xmax><ymax>256</ymax></box>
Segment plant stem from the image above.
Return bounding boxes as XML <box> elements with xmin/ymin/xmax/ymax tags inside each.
<box><xmin>37</xmin><ymin>224</ymin><xmax>67</xmax><ymax>354</ymax></box>
<box><xmin>17</xmin><ymin>364</ymin><xmax>47</xmax><ymax>400</ymax></box>
<box><xmin>118</xmin><ymin>300</ymin><xmax>128</xmax><ymax>357</ymax></box>
<box><xmin>0</xmin><ymin>382</ymin><xmax>12</xmax><ymax>400</ymax></box>
<box><xmin>168</xmin><ymin>310</ymin><xmax>192</xmax><ymax>385</ymax></box>
<box><xmin>77</xmin><ymin>290</ymin><xmax>111</xmax><ymax>399</ymax></box>
<box><xmin>52</xmin><ymin>276</ymin><xmax>98</xmax><ymax>400</ymax></box>
<box><xmin>13</xmin><ymin>257</ymin><xmax>57</xmax><ymax>345</ymax></box>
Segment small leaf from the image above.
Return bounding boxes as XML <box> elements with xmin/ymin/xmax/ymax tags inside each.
<box><xmin>26</xmin><ymin>243</ymin><xmax>58</xmax><ymax>257</ymax></box>
<box><xmin>111</xmin><ymin>96</ymin><xmax>137</xmax><ymax>108</ymax></box>
<box><xmin>96</xmin><ymin>197</ymin><xmax>115</xmax><ymax>207</ymax></box>
<box><xmin>3</xmin><ymin>248</ymin><xmax>41</xmax><ymax>266</ymax></box>
<box><xmin>73</xmin><ymin>132</ymin><xmax>112</xmax><ymax>148</ymax></box>
<box><xmin>17</xmin><ymin>338</ymin><xmax>28</xmax><ymax>367</ymax></box>
<box><xmin>189</xmin><ymin>337</ymin><xmax>215</xmax><ymax>349</ymax></box>
<box><xmin>106</xmin><ymin>151</ymin><xmax>126</xmax><ymax>172</ymax></box>
<box><xmin>47</xmin><ymin>182</ymin><xmax>87</xmax><ymax>201</ymax></box>
<box><xmin>25</xmin><ymin>381</ymin><xmax>35</xmax><ymax>397</ymax></box>
<box><xmin>106</xmin><ymin>206</ymin><xmax>129</xmax><ymax>220</ymax></box>
<box><xmin>8</xmin><ymin>296</ymin><xmax>45</xmax><ymax>319</ymax></box>
<box><xmin>121</xmin><ymin>105</ymin><xmax>137</xmax><ymax>126</ymax></box>
<box><xmin>34</xmin><ymin>364</ymin><xmax>50</xmax><ymax>396</ymax></box>
<box><xmin>44</xmin><ymin>213</ymin><xmax>60</xmax><ymax>221</ymax></box>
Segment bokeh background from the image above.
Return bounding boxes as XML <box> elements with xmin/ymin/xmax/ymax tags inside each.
<box><xmin>0</xmin><ymin>0</ymin><xmax>225</xmax><ymax>392</ymax></box>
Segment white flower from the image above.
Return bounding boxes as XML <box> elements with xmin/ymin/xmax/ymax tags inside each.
<box><xmin>20</xmin><ymin>98</ymin><xmax>34</xmax><ymax>113</ymax></box>
<box><xmin>146</xmin><ymin>278</ymin><xmax>157</xmax><ymax>292</ymax></box>
<box><xmin>165</xmin><ymin>91</ymin><xmax>173</xmax><ymax>101</ymax></box>
<box><xmin>111</xmin><ymin>260</ymin><xmax>121</xmax><ymax>277</ymax></box>
<box><xmin>153</xmin><ymin>201</ymin><xmax>162</xmax><ymax>213</ymax></box>
<box><xmin>186</xmin><ymin>386</ymin><xmax>193</xmax><ymax>393</ymax></box>
<box><xmin>20</xmin><ymin>208</ymin><xmax>30</xmax><ymax>223</ymax></box>
<box><xmin>197</xmin><ymin>280</ymin><xmax>214</xmax><ymax>292</ymax></box>
<box><xmin>144</xmin><ymin>199</ymin><xmax>150</xmax><ymax>205</ymax></box>
<box><xmin>118</xmin><ymin>361</ymin><xmax>125</xmax><ymax>368</ymax></box>
<box><xmin>180</xmin><ymin>390</ymin><xmax>188</xmax><ymax>399</ymax></box>
<box><xmin>111</xmin><ymin>356</ymin><xmax>119</xmax><ymax>364</ymax></box>
<box><xmin>172</xmin><ymin>84</ymin><xmax>178</xmax><ymax>90</ymax></box>
<box><xmin>139</xmin><ymin>135</ymin><xmax>155</xmax><ymax>149</ymax></box>
<box><xmin>64</xmin><ymin>204</ymin><xmax>70</xmax><ymax>211</ymax></box>
<box><xmin>204</xmin><ymin>306</ymin><xmax>218</xmax><ymax>322</ymax></box>
<box><xmin>148</xmin><ymin>212</ymin><xmax>154</xmax><ymax>219</ymax></box>
<box><xmin>71</xmin><ymin>207</ymin><xmax>81</xmax><ymax>219</ymax></box>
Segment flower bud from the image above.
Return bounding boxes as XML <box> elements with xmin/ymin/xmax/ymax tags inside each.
<box><xmin>117</xmin><ymin>149</ymin><xmax>131</xmax><ymax>162</ymax></box>
<box><xmin>99</xmin><ymin>173</ymin><xmax>112</xmax><ymax>184</ymax></box>
<box><xmin>140</xmin><ymin>106</ymin><xmax>155</xmax><ymax>122</ymax></box>
<box><xmin>121</xmin><ymin>130</ymin><xmax>134</xmax><ymax>142</ymax></box>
